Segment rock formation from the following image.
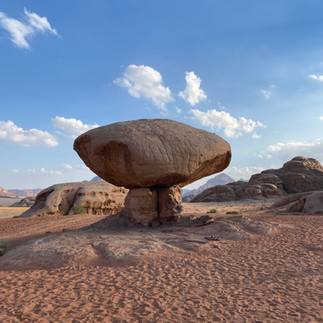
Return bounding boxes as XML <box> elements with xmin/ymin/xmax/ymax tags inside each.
<box><xmin>74</xmin><ymin>119</ymin><xmax>231</xmax><ymax>225</ymax></box>
<box><xmin>192</xmin><ymin>156</ymin><xmax>323</xmax><ymax>202</ymax></box>
<box><xmin>10</xmin><ymin>197</ymin><xmax>36</xmax><ymax>207</ymax></box>
<box><xmin>271</xmin><ymin>191</ymin><xmax>323</xmax><ymax>214</ymax></box>
<box><xmin>0</xmin><ymin>187</ymin><xmax>21</xmax><ymax>198</ymax></box>
<box><xmin>18</xmin><ymin>182</ymin><xmax>128</xmax><ymax>218</ymax></box>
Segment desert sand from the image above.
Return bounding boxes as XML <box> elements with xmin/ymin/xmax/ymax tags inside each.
<box><xmin>0</xmin><ymin>202</ymin><xmax>322</xmax><ymax>322</ymax></box>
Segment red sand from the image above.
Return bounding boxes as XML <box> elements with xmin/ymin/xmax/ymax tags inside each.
<box><xmin>0</xmin><ymin>207</ymin><xmax>322</xmax><ymax>322</ymax></box>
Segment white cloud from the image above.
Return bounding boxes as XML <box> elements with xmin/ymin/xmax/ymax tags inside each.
<box><xmin>179</xmin><ymin>72</ymin><xmax>207</xmax><ymax>106</ymax></box>
<box><xmin>175</xmin><ymin>106</ymin><xmax>182</xmax><ymax>113</ymax></box>
<box><xmin>0</xmin><ymin>8</ymin><xmax>57</xmax><ymax>49</ymax></box>
<box><xmin>62</xmin><ymin>163</ymin><xmax>73</xmax><ymax>169</ymax></box>
<box><xmin>11</xmin><ymin>169</ymin><xmax>20</xmax><ymax>174</ymax></box>
<box><xmin>40</xmin><ymin>167</ymin><xmax>62</xmax><ymax>175</ymax></box>
<box><xmin>226</xmin><ymin>166</ymin><xmax>265</xmax><ymax>181</ymax></box>
<box><xmin>52</xmin><ymin>116</ymin><xmax>99</xmax><ymax>138</ymax></box>
<box><xmin>252</xmin><ymin>132</ymin><xmax>262</xmax><ymax>139</ymax></box>
<box><xmin>0</xmin><ymin>120</ymin><xmax>58</xmax><ymax>147</ymax></box>
<box><xmin>114</xmin><ymin>64</ymin><xmax>173</xmax><ymax>110</ymax></box>
<box><xmin>258</xmin><ymin>138</ymin><xmax>323</xmax><ymax>161</ymax></box>
<box><xmin>260</xmin><ymin>89</ymin><xmax>272</xmax><ymax>100</ymax></box>
<box><xmin>190</xmin><ymin>108</ymin><xmax>264</xmax><ymax>138</ymax></box>
<box><xmin>309</xmin><ymin>74</ymin><xmax>323</xmax><ymax>82</ymax></box>
<box><xmin>320</xmin><ymin>116</ymin><xmax>323</xmax><ymax>121</ymax></box>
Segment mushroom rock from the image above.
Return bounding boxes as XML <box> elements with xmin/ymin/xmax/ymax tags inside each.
<box><xmin>74</xmin><ymin>119</ymin><xmax>231</xmax><ymax>225</ymax></box>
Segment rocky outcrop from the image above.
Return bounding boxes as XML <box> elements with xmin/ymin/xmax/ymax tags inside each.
<box><xmin>0</xmin><ymin>187</ymin><xmax>21</xmax><ymax>198</ymax></box>
<box><xmin>10</xmin><ymin>197</ymin><xmax>36</xmax><ymax>207</ymax></box>
<box><xmin>18</xmin><ymin>182</ymin><xmax>128</xmax><ymax>218</ymax></box>
<box><xmin>271</xmin><ymin>191</ymin><xmax>323</xmax><ymax>214</ymax></box>
<box><xmin>74</xmin><ymin>119</ymin><xmax>231</xmax><ymax>225</ymax></box>
<box><xmin>192</xmin><ymin>157</ymin><xmax>323</xmax><ymax>202</ymax></box>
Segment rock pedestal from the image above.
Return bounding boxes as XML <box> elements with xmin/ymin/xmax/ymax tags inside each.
<box><xmin>74</xmin><ymin>119</ymin><xmax>231</xmax><ymax>226</ymax></box>
<box><xmin>124</xmin><ymin>186</ymin><xmax>183</xmax><ymax>226</ymax></box>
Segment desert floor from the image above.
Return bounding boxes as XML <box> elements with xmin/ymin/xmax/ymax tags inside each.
<box><xmin>0</xmin><ymin>202</ymin><xmax>322</xmax><ymax>322</ymax></box>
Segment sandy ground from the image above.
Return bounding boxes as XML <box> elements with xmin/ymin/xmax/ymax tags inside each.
<box><xmin>0</xmin><ymin>202</ymin><xmax>322</xmax><ymax>322</ymax></box>
<box><xmin>0</xmin><ymin>207</ymin><xmax>29</xmax><ymax>219</ymax></box>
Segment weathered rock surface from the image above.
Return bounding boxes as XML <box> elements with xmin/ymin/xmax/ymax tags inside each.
<box><xmin>74</xmin><ymin>119</ymin><xmax>231</xmax><ymax>189</ymax></box>
<box><xmin>74</xmin><ymin>119</ymin><xmax>231</xmax><ymax>225</ymax></box>
<box><xmin>18</xmin><ymin>182</ymin><xmax>128</xmax><ymax>218</ymax></box>
<box><xmin>10</xmin><ymin>197</ymin><xmax>36</xmax><ymax>207</ymax></box>
<box><xmin>271</xmin><ymin>191</ymin><xmax>323</xmax><ymax>214</ymax></box>
<box><xmin>192</xmin><ymin>156</ymin><xmax>323</xmax><ymax>202</ymax></box>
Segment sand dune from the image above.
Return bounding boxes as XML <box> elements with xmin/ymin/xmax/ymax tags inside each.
<box><xmin>0</xmin><ymin>203</ymin><xmax>322</xmax><ymax>322</ymax></box>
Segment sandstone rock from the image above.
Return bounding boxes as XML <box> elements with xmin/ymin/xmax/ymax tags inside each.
<box><xmin>74</xmin><ymin>119</ymin><xmax>231</xmax><ymax>189</ymax></box>
<box><xmin>124</xmin><ymin>188</ymin><xmax>158</xmax><ymax>226</ymax></box>
<box><xmin>74</xmin><ymin>119</ymin><xmax>231</xmax><ymax>226</ymax></box>
<box><xmin>271</xmin><ymin>191</ymin><xmax>323</xmax><ymax>214</ymax></box>
<box><xmin>123</xmin><ymin>186</ymin><xmax>183</xmax><ymax>226</ymax></box>
<box><xmin>191</xmin><ymin>156</ymin><xmax>323</xmax><ymax>202</ymax></box>
<box><xmin>18</xmin><ymin>182</ymin><xmax>128</xmax><ymax>218</ymax></box>
<box><xmin>158</xmin><ymin>186</ymin><xmax>183</xmax><ymax>223</ymax></box>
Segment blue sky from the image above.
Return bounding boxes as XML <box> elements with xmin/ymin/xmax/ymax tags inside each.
<box><xmin>0</xmin><ymin>0</ymin><xmax>322</xmax><ymax>189</ymax></box>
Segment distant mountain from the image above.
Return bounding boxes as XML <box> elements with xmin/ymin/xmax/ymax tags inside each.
<box><xmin>7</xmin><ymin>188</ymin><xmax>42</xmax><ymax>197</ymax></box>
<box><xmin>0</xmin><ymin>186</ymin><xmax>21</xmax><ymax>198</ymax></box>
<box><xmin>90</xmin><ymin>176</ymin><xmax>104</xmax><ymax>182</ymax></box>
<box><xmin>183</xmin><ymin>173</ymin><xmax>235</xmax><ymax>202</ymax></box>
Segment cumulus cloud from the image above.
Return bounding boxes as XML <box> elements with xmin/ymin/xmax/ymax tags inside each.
<box><xmin>309</xmin><ymin>74</ymin><xmax>323</xmax><ymax>82</ymax></box>
<box><xmin>0</xmin><ymin>8</ymin><xmax>58</xmax><ymax>49</ymax></box>
<box><xmin>252</xmin><ymin>132</ymin><xmax>262</xmax><ymax>139</ymax></box>
<box><xmin>258</xmin><ymin>138</ymin><xmax>323</xmax><ymax>161</ymax></box>
<box><xmin>260</xmin><ymin>89</ymin><xmax>272</xmax><ymax>100</ymax></box>
<box><xmin>0</xmin><ymin>120</ymin><xmax>58</xmax><ymax>147</ymax></box>
<box><xmin>175</xmin><ymin>106</ymin><xmax>182</xmax><ymax>113</ymax></box>
<box><xmin>114</xmin><ymin>64</ymin><xmax>173</xmax><ymax>110</ymax></box>
<box><xmin>179</xmin><ymin>72</ymin><xmax>207</xmax><ymax>106</ymax></box>
<box><xmin>190</xmin><ymin>108</ymin><xmax>264</xmax><ymax>138</ymax></box>
<box><xmin>40</xmin><ymin>167</ymin><xmax>62</xmax><ymax>175</ymax></box>
<box><xmin>320</xmin><ymin>116</ymin><xmax>323</xmax><ymax>121</ymax></box>
<box><xmin>52</xmin><ymin>116</ymin><xmax>99</xmax><ymax>138</ymax></box>
<box><xmin>62</xmin><ymin>163</ymin><xmax>73</xmax><ymax>169</ymax></box>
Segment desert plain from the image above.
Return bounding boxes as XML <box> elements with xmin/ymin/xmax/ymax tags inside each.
<box><xmin>0</xmin><ymin>200</ymin><xmax>322</xmax><ymax>322</ymax></box>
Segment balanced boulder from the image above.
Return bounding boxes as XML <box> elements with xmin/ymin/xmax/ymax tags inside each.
<box><xmin>74</xmin><ymin>119</ymin><xmax>231</xmax><ymax>225</ymax></box>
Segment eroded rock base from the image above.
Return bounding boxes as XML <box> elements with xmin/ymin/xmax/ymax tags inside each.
<box><xmin>124</xmin><ymin>186</ymin><xmax>183</xmax><ymax>226</ymax></box>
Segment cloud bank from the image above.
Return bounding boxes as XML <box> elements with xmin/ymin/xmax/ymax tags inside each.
<box><xmin>114</xmin><ymin>64</ymin><xmax>173</xmax><ymax>110</ymax></box>
<box><xmin>179</xmin><ymin>72</ymin><xmax>207</xmax><ymax>106</ymax></box>
<box><xmin>0</xmin><ymin>8</ymin><xmax>58</xmax><ymax>49</ymax></box>
<box><xmin>190</xmin><ymin>108</ymin><xmax>264</xmax><ymax>138</ymax></box>
<box><xmin>258</xmin><ymin>138</ymin><xmax>323</xmax><ymax>161</ymax></box>
<box><xmin>0</xmin><ymin>120</ymin><xmax>58</xmax><ymax>147</ymax></box>
<box><xmin>52</xmin><ymin>116</ymin><xmax>99</xmax><ymax>138</ymax></box>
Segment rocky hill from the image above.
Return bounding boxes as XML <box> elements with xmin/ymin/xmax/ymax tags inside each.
<box><xmin>191</xmin><ymin>156</ymin><xmax>323</xmax><ymax>202</ymax></box>
<box><xmin>0</xmin><ymin>187</ymin><xmax>21</xmax><ymax>198</ymax></box>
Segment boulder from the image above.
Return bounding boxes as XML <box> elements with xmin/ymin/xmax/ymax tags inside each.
<box><xmin>18</xmin><ymin>182</ymin><xmax>128</xmax><ymax>218</ymax></box>
<box><xmin>271</xmin><ymin>191</ymin><xmax>323</xmax><ymax>214</ymax></box>
<box><xmin>74</xmin><ymin>119</ymin><xmax>231</xmax><ymax>225</ymax></box>
<box><xmin>74</xmin><ymin>119</ymin><xmax>231</xmax><ymax>189</ymax></box>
